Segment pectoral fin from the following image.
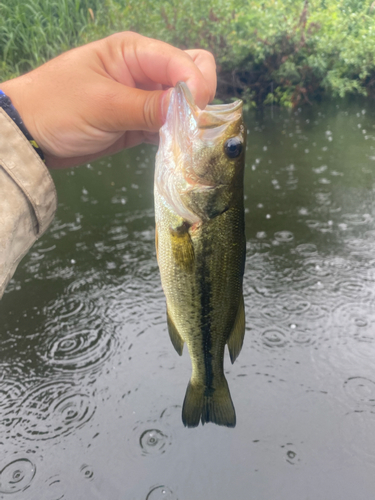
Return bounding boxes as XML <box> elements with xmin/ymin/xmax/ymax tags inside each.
<box><xmin>169</xmin><ymin>223</ymin><xmax>194</xmax><ymax>273</ymax></box>
<box><xmin>167</xmin><ymin>309</ymin><xmax>184</xmax><ymax>355</ymax></box>
<box><xmin>227</xmin><ymin>294</ymin><xmax>245</xmax><ymax>364</ymax></box>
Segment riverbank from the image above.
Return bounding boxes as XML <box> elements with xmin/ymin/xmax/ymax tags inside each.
<box><xmin>2</xmin><ymin>0</ymin><xmax>375</xmax><ymax>107</ymax></box>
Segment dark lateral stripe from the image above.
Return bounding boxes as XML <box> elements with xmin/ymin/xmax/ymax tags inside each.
<box><xmin>197</xmin><ymin>254</ymin><xmax>214</xmax><ymax>393</ymax></box>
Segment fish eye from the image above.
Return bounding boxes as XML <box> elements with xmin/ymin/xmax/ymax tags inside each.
<box><xmin>224</xmin><ymin>137</ymin><xmax>243</xmax><ymax>159</ymax></box>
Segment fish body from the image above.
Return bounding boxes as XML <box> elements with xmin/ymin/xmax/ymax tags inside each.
<box><xmin>154</xmin><ymin>83</ymin><xmax>246</xmax><ymax>427</ymax></box>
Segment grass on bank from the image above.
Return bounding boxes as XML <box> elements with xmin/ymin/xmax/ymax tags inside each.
<box><xmin>0</xmin><ymin>0</ymin><xmax>103</xmax><ymax>79</ymax></box>
<box><xmin>1</xmin><ymin>0</ymin><xmax>375</xmax><ymax>107</ymax></box>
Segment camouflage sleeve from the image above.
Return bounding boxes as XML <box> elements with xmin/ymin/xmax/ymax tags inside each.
<box><xmin>0</xmin><ymin>108</ymin><xmax>57</xmax><ymax>299</ymax></box>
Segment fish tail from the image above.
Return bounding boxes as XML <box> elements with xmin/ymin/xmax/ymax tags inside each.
<box><xmin>182</xmin><ymin>378</ymin><xmax>236</xmax><ymax>428</ymax></box>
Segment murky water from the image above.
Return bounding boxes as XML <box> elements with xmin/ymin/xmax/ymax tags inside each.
<box><xmin>1</xmin><ymin>100</ymin><xmax>375</xmax><ymax>499</ymax></box>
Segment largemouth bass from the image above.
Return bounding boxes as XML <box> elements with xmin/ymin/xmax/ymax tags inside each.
<box><xmin>154</xmin><ymin>83</ymin><xmax>246</xmax><ymax>428</ymax></box>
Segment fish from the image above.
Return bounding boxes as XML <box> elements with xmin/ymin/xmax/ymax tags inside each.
<box><xmin>154</xmin><ymin>82</ymin><xmax>246</xmax><ymax>428</ymax></box>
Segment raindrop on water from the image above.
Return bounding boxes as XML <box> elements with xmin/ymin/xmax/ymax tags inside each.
<box><xmin>295</xmin><ymin>243</ymin><xmax>317</xmax><ymax>255</ymax></box>
<box><xmin>344</xmin><ymin>377</ymin><xmax>375</xmax><ymax>407</ymax></box>
<box><xmin>80</xmin><ymin>464</ymin><xmax>94</xmax><ymax>480</ymax></box>
<box><xmin>146</xmin><ymin>485</ymin><xmax>177</xmax><ymax>500</ymax></box>
<box><xmin>0</xmin><ymin>459</ymin><xmax>36</xmax><ymax>493</ymax></box>
<box><xmin>274</xmin><ymin>231</ymin><xmax>294</xmax><ymax>243</ymax></box>
<box><xmin>261</xmin><ymin>329</ymin><xmax>289</xmax><ymax>348</ymax></box>
<box><xmin>256</xmin><ymin>231</ymin><xmax>267</xmax><ymax>239</ymax></box>
<box><xmin>17</xmin><ymin>381</ymin><xmax>95</xmax><ymax>440</ymax></box>
<box><xmin>286</xmin><ymin>450</ymin><xmax>297</xmax><ymax>464</ymax></box>
<box><xmin>140</xmin><ymin>429</ymin><xmax>168</xmax><ymax>456</ymax></box>
<box><xmin>0</xmin><ymin>379</ymin><xmax>25</xmax><ymax>412</ymax></box>
<box><xmin>43</xmin><ymin>322</ymin><xmax>116</xmax><ymax>373</ymax></box>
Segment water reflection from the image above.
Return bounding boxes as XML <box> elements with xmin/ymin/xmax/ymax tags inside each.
<box><xmin>0</xmin><ymin>101</ymin><xmax>375</xmax><ymax>498</ymax></box>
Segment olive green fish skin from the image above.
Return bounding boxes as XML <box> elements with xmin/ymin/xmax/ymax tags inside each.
<box><xmin>154</xmin><ymin>83</ymin><xmax>246</xmax><ymax>427</ymax></box>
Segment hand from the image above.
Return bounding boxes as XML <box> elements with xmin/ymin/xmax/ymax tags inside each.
<box><xmin>1</xmin><ymin>32</ymin><xmax>216</xmax><ymax>168</ymax></box>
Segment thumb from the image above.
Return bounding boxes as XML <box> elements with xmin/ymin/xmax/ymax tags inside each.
<box><xmin>97</xmin><ymin>84</ymin><xmax>171</xmax><ymax>133</ymax></box>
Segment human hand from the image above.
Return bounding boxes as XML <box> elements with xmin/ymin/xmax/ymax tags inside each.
<box><xmin>1</xmin><ymin>32</ymin><xmax>216</xmax><ymax>168</ymax></box>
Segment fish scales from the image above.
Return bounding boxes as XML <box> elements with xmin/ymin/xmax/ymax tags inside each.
<box><xmin>154</xmin><ymin>82</ymin><xmax>246</xmax><ymax>427</ymax></box>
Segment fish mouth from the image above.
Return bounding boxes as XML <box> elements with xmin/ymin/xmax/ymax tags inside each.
<box><xmin>175</xmin><ymin>82</ymin><xmax>196</xmax><ymax>109</ymax></box>
<box><xmin>174</xmin><ymin>82</ymin><xmax>243</xmax><ymax>130</ymax></box>
<box><xmin>156</xmin><ymin>82</ymin><xmax>244</xmax><ymax>224</ymax></box>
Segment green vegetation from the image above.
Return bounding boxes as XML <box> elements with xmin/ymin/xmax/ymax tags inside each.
<box><xmin>2</xmin><ymin>0</ymin><xmax>375</xmax><ymax>107</ymax></box>
<box><xmin>0</xmin><ymin>0</ymin><xmax>103</xmax><ymax>79</ymax></box>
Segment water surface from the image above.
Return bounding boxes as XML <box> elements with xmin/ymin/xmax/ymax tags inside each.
<box><xmin>1</xmin><ymin>100</ymin><xmax>375</xmax><ymax>499</ymax></box>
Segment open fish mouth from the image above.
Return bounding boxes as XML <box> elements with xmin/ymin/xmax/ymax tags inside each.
<box><xmin>156</xmin><ymin>82</ymin><xmax>245</xmax><ymax>225</ymax></box>
<box><xmin>172</xmin><ymin>82</ymin><xmax>243</xmax><ymax>132</ymax></box>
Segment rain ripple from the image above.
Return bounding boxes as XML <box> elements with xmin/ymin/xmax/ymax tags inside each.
<box><xmin>304</xmin><ymin>258</ymin><xmax>333</xmax><ymax>279</ymax></box>
<box><xmin>333</xmin><ymin>302</ymin><xmax>375</xmax><ymax>342</ymax></box>
<box><xmin>0</xmin><ymin>379</ymin><xmax>25</xmax><ymax>412</ymax></box>
<box><xmin>140</xmin><ymin>429</ymin><xmax>169</xmax><ymax>456</ymax></box>
<box><xmin>344</xmin><ymin>377</ymin><xmax>375</xmax><ymax>407</ymax></box>
<box><xmin>146</xmin><ymin>486</ymin><xmax>177</xmax><ymax>500</ymax></box>
<box><xmin>295</xmin><ymin>243</ymin><xmax>318</xmax><ymax>256</ymax></box>
<box><xmin>331</xmin><ymin>279</ymin><xmax>372</xmax><ymax>300</ymax></box>
<box><xmin>261</xmin><ymin>303</ymin><xmax>288</xmax><ymax>321</ymax></box>
<box><xmin>274</xmin><ymin>231</ymin><xmax>294</xmax><ymax>243</ymax></box>
<box><xmin>278</xmin><ymin>293</ymin><xmax>310</xmax><ymax>314</ymax></box>
<box><xmin>44</xmin><ymin>293</ymin><xmax>97</xmax><ymax>323</ymax></box>
<box><xmin>80</xmin><ymin>464</ymin><xmax>94</xmax><ymax>480</ymax></box>
<box><xmin>46</xmin><ymin>474</ymin><xmax>64</xmax><ymax>500</ymax></box>
<box><xmin>0</xmin><ymin>459</ymin><xmax>36</xmax><ymax>494</ymax></box>
<box><xmin>17</xmin><ymin>381</ymin><xmax>95</xmax><ymax>440</ymax></box>
<box><xmin>289</xmin><ymin>325</ymin><xmax>317</xmax><ymax>347</ymax></box>
<box><xmin>128</xmin><ymin>413</ymin><xmax>174</xmax><ymax>460</ymax></box>
<box><xmin>43</xmin><ymin>323</ymin><xmax>116</xmax><ymax>373</ymax></box>
<box><xmin>261</xmin><ymin>328</ymin><xmax>289</xmax><ymax>348</ymax></box>
<box><xmin>341</xmin><ymin>213</ymin><xmax>372</xmax><ymax>226</ymax></box>
<box><xmin>346</xmin><ymin>238</ymin><xmax>374</xmax><ymax>257</ymax></box>
<box><xmin>0</xmin><ymin>380</ymin><xmax>26</xmax><ymax>432</ymax></box>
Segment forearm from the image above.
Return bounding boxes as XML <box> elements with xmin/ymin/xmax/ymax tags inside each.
<box><xmin>0</xmin><ymin>32</ymin><xmax>216</xmax><ymax>297</ymax></box>
<box><xmin>0</xmin><ymin>109</ymin><xmax>57</xmax><ymax>298</ymax></box>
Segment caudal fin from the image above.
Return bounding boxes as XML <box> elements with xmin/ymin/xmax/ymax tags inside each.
<box><xmin>182</xmin><ymin>378</ymin><xmax>236</xmax><ymax>428</ymax></box>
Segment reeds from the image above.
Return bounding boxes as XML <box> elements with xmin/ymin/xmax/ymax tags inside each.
<box><xmin>0</xmin><ymin>0</ymin><xmax>103</xmax><ymax>80</ymax></box>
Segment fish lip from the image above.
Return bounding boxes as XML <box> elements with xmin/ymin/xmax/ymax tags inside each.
<box><xmin>175</xmin><ymin>82</ymin><xmax>197</xmax><ymax>109</ymax></box>
<box><xmin>174</xmin><ymin>81</ymin><xmax>243</xmax><ymax>118</ymax></box>
<box><xmin>205</xmin><ymin>100</ymin><xmax>243</xmax><ymax>114</ymax></box>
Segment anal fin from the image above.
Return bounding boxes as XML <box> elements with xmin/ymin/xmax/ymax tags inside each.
<box><xmin>167</xmin><ymin>310</ymin><xmax>184</xmax><ymax>355</ymax></box>
<box><xmin>227</xmin><ymin>293</ymin><xmax>245</xmax><ymax>364</ymax></box>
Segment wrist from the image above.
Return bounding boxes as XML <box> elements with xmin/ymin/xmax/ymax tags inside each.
<box><xmin>0</xmin><ymin>80</ymin><xmax>45</xmax><ymax>162</ymax></box>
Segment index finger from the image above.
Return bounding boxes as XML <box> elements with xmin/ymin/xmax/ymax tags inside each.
<box><xmin>184</xmin><ymin>49</ymin><xmax>217</xmax><ymax>104</ymax></box>
<box><xmin>98</xmin><ymin>32</ymin><xmax>216</xmax><ymax>109</ymax></box>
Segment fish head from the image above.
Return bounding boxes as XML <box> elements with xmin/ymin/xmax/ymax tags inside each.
<box><xmin>155</xmin><ymin>82</ymin><xmax>246</xmax><ymax>224</ymax></box>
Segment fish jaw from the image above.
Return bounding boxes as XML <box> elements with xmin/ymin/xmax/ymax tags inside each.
<box><xmin>155</xmin><ymin>82</ymin><xmax>245</xmax><ymax>225</ymax></box>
